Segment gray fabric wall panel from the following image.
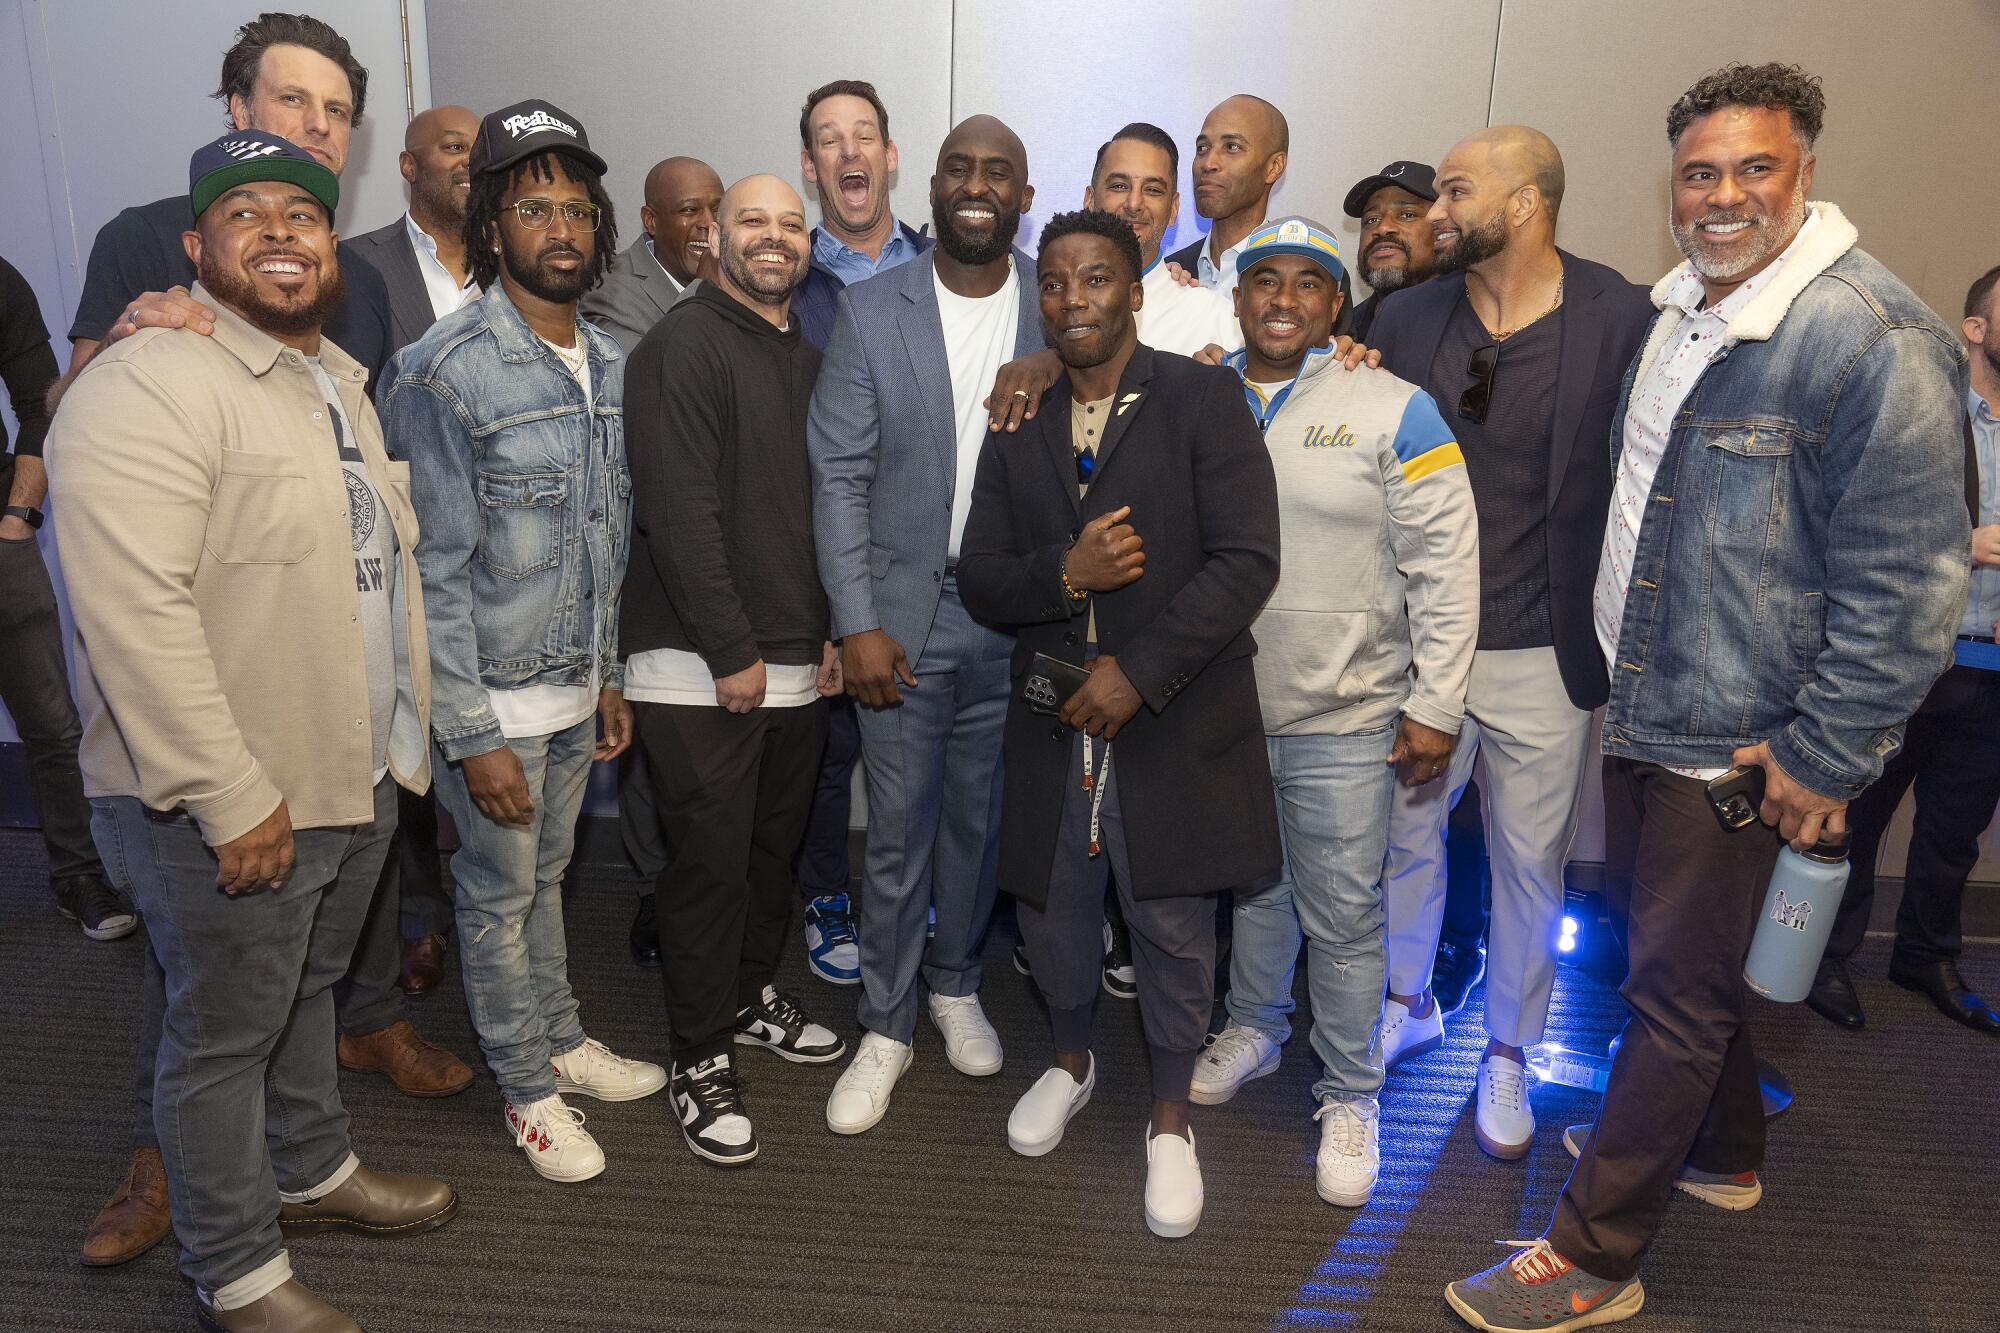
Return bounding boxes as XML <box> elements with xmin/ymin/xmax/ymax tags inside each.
<box><xmin>425</xmin><ymin>0</ymin><xmax>955</xmax><ymax>248</ymax></box>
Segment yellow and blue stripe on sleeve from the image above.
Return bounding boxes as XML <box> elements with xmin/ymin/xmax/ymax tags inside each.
<box><xmin>1393</xmin><ymin>391</ymin><xmax>1464</xmax><ymax>483</ymax></box>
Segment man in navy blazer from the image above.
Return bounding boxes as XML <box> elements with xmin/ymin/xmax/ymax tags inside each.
<box><xmin>1368</xmin><ymin>127</ymin><xmax>1653</xmax><ymax>1162</ymax></box>
<box><xmin>809</xmin><ymin>115</ymin><xmax>1044</xmax><ymax>1134</ymax></box>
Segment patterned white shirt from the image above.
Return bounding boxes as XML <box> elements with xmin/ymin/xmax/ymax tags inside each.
<box><xmin>1593</xmin><ymin>209</ymin><xmax>1821</xmax><ymax>780</ymax></box>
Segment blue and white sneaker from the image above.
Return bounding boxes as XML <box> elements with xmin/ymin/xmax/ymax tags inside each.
<box><xmin>1445</xmin><ymin>1239</ymin><xmax>1644</xmax><ymax>1331</ymax></box>
<box><xmin>804</xmin><ymin>893</ymin><xmax>860</xmax><ymax>985</ymax></box>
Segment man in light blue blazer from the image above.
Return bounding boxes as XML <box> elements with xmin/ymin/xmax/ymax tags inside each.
<box><xmin>810</xmin><ymin>115</ymin><xmax>1044</xmax><ymax>1133</ymax></box>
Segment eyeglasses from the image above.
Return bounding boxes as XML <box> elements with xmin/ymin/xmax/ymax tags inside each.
<box><xmin>506</xmin><ymin>198</ymin><xmax>603</xmax><ymax>231</ymax></box>
<box><xmin>1458</xmin><ymin>344</ymin><xmax>1499</xmax><ymax>425</ymax></box>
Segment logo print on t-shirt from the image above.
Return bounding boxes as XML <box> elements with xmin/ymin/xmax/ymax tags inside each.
<box><xmin>345</xmin><ymin>468</ymin><xmax>376</xmax><ymax>552</ymax></box>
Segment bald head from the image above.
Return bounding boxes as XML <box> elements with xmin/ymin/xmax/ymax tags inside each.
<box><xmin>716</xmin><ymin>174</ymin><xmax>811</xmax><ymax>319</ymax></box>
<box><xmin>938</xmin><ymin>114</ymin><xmax>1028</xmax><ymax>174</ymax></box>
<box><xmin>1454</xmin><ymin>125</ymin><xmax>1565</xmax><ymax>220</ymax></box>
<box><xmin>641</xmin><ymin>155</ymin><xmax>724</xmax><ymax>284</ymax></box>
<box><xmin>401</xmin><ymin>105</ymin><xmax>479</xmax><ymax>228</ymax></box>
<box><xmin>1192</xmin><ymin>94</ymin><xmax>1289</xmax><ymax>224</ymax></box>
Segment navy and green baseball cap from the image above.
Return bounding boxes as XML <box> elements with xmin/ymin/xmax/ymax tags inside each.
<box><xmin>1237</xmin><ymin>216</ymin><xmax>1345</xmax><ymax>282</ymax></box>
<box><xmin>189</xmin><ymin>130</ymin><xmax>339</xmax><ymax>221</ymax></box>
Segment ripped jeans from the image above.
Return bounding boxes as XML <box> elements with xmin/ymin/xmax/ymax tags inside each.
<box><xmin>430</xmin><ymin>715</ymin><xmax>594</xmax><ymax>1105</ymax></box>
<box><xmin>1221</xmin><ymin>726</ymin><xmax>1397</xmax><ymax>1105</ymax></box>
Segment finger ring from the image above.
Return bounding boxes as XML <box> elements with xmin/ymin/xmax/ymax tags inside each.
<box><xmin>1010</xmin><ymin>389</ymin><xmax>1030</xmax><ymax>399</ymax></box>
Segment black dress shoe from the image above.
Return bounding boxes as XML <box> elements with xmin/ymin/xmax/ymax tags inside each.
<box><xmin>1430</xmin><ymin>938</ymin><xmax>1487</xmax><ymax>1018</ymax></box>
<box><xmin>1804</xmin><ymin>957</ymin><xmax>1864</xmax><ymax>1030</ymax></box>
<box><xmin>630</xmin><ymin>895</ymin><xmax>660</xmax><ymax>966</ymax></box>
<box><xmin>1889</xmin><ymin>959</ymin><xmax>2000</xmax><ymax>1035</ymax></box>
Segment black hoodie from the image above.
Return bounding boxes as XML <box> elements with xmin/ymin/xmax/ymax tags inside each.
<box><xmin>620</xmin><ymin>279</ymin><xmax>827</xmax><ymax>678</ymax></box>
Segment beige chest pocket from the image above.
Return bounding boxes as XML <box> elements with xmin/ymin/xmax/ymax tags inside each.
<box><xmin>205</xmin><ymin>450</ymin><xmax>318</xmax><ymax>564</ymax></box>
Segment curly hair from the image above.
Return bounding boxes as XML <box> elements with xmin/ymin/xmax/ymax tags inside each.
<box><xmin>464</xmin><ymin>151</ymin><xmax>618</xmax><ymax>293</ymax></box>
<box><xmin>1037</xmin><ymin>208</ymin><xmax>1145</xmax><ymax>285</ymax></box>
<box><xmin>1667</xmin><ymin>62</ymin><xmax>1825</xmax><ymax>150</ymax></box>
<box><xmin>214</xmin><ymin>12</ymin><xmax>369</xmax><ymax>128</ymax></box>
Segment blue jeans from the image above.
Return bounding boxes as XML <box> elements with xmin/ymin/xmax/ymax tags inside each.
<box><xmin>853</xmin><ymin>581</ymin><xmax>1009</xmax><ymax>1043</ymax></box>
<box><xmin>91</xmin><ymin>778</ymin><xmax>395</xmax><ymax>1307</ymax></box>
<box><xmin>1224</xmin><ymin>728</ymin><xmax>1396</xmax><ymax>1104</ymax></box>
<box><xmin>431</xmin><ymin>717</ymin><xmax>594</xmax><ymax>1104</ymax></box>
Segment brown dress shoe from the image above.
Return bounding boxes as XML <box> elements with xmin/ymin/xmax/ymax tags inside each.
<box><xmin>279</xmin><ymin>1163</ymin><xmax>457</xmax><ymax>1237</ymax></box>
<box><xmin>337</xmin><ymin>1020</ymin><xmax>474</xmax><ymax>1097</ymax></box>
<box><xmin>80</xmin><ymin>1145</ymin><xmax>172</xmax><ymax>1267</ymax></box>
<box><xmin>194</xmin><ymin>1278</ymin><xmax>360</xmax><ymax>1332</ymax></box>
<box><xmin>398</xmin><ymin>934</ymin><xmax>446</xmax><ymax>996</ymax></box>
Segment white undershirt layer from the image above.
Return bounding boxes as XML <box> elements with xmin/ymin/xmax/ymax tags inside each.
<box><xmin>404</xmin><ymin>212</ymin><xmax>479</xmax><ymax>321</ymax></box>
<box><xmin>485</xmin><ymin>334</ymin><xmax>599</xmax><ymax>739</ymax></box>
<box><xmin>934</xmin><ymin>256</ymin><xmax>1021</xmax><ymax>559</ymax></box>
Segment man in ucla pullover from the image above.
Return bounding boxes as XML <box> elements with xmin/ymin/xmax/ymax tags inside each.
<box><xmin>1189</xmin><ymin>217</ymin><xmax>1480</xmax><ymax>1208</ymax></box>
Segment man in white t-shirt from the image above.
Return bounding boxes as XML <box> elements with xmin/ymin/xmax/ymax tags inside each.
<box><xmin>810</xmin><ymin>116</ymin><xmax>1044</xmax><ymax>1135</ymax></box>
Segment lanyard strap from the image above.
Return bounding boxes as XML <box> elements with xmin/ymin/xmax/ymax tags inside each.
<box><xmin>1082</xmin><ymin>732</ymin><xmax>1112</xmax><ymax>858</ymax></box>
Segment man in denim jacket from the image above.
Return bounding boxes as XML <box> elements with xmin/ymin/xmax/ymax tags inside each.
<box><xmin>1447</xmin><ymin>64</ymin><xmax>1970</xmax><ymax>1332</ymax></box>
<box><xmin>383</xmin><ymin>101</ymin><xmax>665</xmax><ymax>1186</ymax></box>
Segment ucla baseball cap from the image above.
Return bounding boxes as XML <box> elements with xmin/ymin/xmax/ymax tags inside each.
<box><xmin>188</xmin><ymin>130</ymin><xmax>338</xmax><ymax>220</ymax></box>
<box><xmin>1238</xmin><ymin>216</ymin><xmax>1345</xmax><ymax>283</ymax></box>
<box><xmin>469</xmin><ymin>99</ymin><xmax>608</xmax><ymax>178</ymax></box>
<box><xmin>1343</xmin><ymin>161</ymin><xmax>1438</xmax><ymax>218</ymax></box>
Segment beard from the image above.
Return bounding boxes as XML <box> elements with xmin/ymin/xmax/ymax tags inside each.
<box><xmin>1980</xmin><ymin>329</ymin><xmax>2000</xmax><ymax>381</ymax></box>
<box><xmin>503</xmin><ymin>237</ymin><xmax>593</xmax><ymax>303</ymax></box>
<box><xmin>719</xmin><ymin>232</ymin><xmax>806</xmax><ymax>302</ymax></box>
<box><xmin>931</xmin><ymin>193</ymin><xmax>1021</xmax><ymax>267</ymax></box>
<box><xmin>1670</xmin><ymin>179</ymin><xmax>1809</xmax><ymax>283</ymax></box>
<box><xmin>1361</xmin><ymin>242</ymin><xmax>1434</xmax><ymax>295</ymax></box>
<box><xmin>415</xmin><ymin>173</ymin><xmax>469</xmax><ymax>226</ymax></box>
<box><xmin>1432</xmin><ymin>210</ymin><xmax>1508</xmax><ymax>275</ymax></box>
<box><xmin>199</xmin><ymin>248</ymin><xmax>345</xmax><ymax>337</ymax></box>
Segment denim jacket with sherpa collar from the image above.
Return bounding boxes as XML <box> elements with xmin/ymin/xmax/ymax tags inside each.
<box><xmin>1600</xmin><ymin>202</ymin><xmax>1970</xmax><ymax>799</ymax></box>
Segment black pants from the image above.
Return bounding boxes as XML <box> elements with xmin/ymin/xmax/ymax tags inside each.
<box><xmin>1548</xmin><ymin>758</ymin><xmax>1780</xmax><ymax>1280</ymax></box>
<box><xmin>0</xmin><ymin>534</ymin><xmax>104</xmax><ymax>885</ymax></box>
<box><xmin>637</xmin><ymin>700</ymin><xmax>826</xmax><ymax>1064</ymax></box>
<box><xmin>796</xmin><ymin>693</ymin><xmax>860</xmax><ymax>898</ymax></box>
<box><xmin>1825</xmin><ymin>664</ymin><xmax>2000</xmax><ymax>969</ymax></box>
<box><xmin>390</xmin><ymin>785</ymin><xmax>453</xmax><ymax>939</ymax></box>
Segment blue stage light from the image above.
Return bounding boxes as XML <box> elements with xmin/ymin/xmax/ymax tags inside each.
<box><xmin>1561</xmin><ymin>915</ymin><xmax>1579</xmax><ymax>937</ymax></box>
<box><xmin>1558</xmin><ymin>934</ymin><xmax>1577</xmax><ymax>954</ymax></box>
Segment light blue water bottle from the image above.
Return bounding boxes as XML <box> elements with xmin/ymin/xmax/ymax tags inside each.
<box><xmin>1743</xmin><ymin>832</ymin><xmax>1851</xmax><ymax>1002</ymax></box>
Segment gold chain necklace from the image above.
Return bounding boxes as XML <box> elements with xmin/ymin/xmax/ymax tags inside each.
<box><xmin>1489</xmin><ymin>270</ymin><xmax>1565</xmax><ymax>342</ymax></box>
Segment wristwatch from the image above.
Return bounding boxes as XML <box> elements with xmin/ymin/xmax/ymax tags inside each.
<box><xmin>3</xmin><ymin>505</ymin><xmax>42</xmax><ymax>530</ymax></box>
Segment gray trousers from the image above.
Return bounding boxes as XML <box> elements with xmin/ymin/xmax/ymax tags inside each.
<box><xmin>852</xmin><ymin>581</ymin><xmax>1010</xmax><ymax>1043</ymax></box>
<box><xmin>92</xmin><ymin>777</ymin><xmax>396</xmax><ymax>1305</ymax></box>
<box><xmin>1016</xmin><ymin>742</ymin><xmax>1217</xmax><ymax>1102</ymax></box>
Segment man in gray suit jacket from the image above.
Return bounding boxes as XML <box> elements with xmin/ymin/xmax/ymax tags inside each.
<box><xmin>810</xmin><ymin>116</ymin><xmax>1043</xmax><ymax>1134</ymax></box>
<box><xmin>581</xmin><ymin>156</ymin><xmax>722</xmax><ymax>354</ymax></box>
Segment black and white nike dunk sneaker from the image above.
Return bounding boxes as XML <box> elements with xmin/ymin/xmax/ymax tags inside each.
<box><xmin>671</xmin><ymin>1054</ymin><xmax>757</xmax><ymax>1166</ymax></box>
<box><xmin>734</xmin><ymin>985</ymin><xmax>846</xmax><ymax>1064</ymax></box>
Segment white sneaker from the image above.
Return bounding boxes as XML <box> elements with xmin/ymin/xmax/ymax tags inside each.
<box><xmin>1006</xmin><ymin>1056</ymin><xmax>1094</xmax><ymax>1157</ymax></box>
<box><xmin>928</xmin><ymin>993</ymin><xmax>1003</xmax><ymax>1076</ymax></box>
<box><xmin>1313</xmin><ymin>1098</ymin><xmax>1381</xmax><ymax>1206</ymax></box>
<box><xmin>1143</xmin><ymin>1126</ymin><xmax>1204</xmax><ymax>1238</ymax></box>
<box><xmin>825</xmin><ymin>1032</ymin><xmax>913</xmax><ymax>1135</ymax></box>
<box><xmin>1474</xmin><ymin>1052</ymin><xmax>1534</xmax><ymax>1160</ymax></box>
<box><xmin>1380</xmin><ymin>996</ymin><xmax>1445</xmax><ymax>1069</ymax></box>
<box><xmin>1188</xmin><ymin>1023</ymin><xmax>1281</xmax><ymax>1105</ymax></box>
<box><xmin>551</xmin><ymin>1037</ymin><xmax>667</xmax><ymax>1102</ymax></box>
<box><xmin>504</xmin><ymin>1094</ymin><xmax>605</xmax><ymax>1183</ymax></box>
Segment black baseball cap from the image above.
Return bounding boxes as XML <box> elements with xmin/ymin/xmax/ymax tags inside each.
<box><xmin>1342</xmin><ymin>161</ymin><xmax>1438</xmax><ymax>218</ymax></box>
<box><xmin>189</xmin><ymin>130</ymin><xmax>339</xmax><ymax>221</ymax></box>
<box><xmin>470</xmin><ymin>99</ymin><xmax>607</xmax><ymax>178</ymax></box>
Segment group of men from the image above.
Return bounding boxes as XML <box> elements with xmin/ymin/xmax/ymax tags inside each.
<box><xmin>2</xmin><ymin>10</ymin><xmax>1993</xmax><ymax>1332</ymax></box>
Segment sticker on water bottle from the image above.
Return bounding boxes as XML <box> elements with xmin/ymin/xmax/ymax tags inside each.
<box><xmin>1770</xmin><ymin>889</ymin><xmax>1812</xmax><ymax>931</ymax></box>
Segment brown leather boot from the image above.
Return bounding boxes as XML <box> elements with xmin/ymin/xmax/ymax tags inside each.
<box><xmin>337</xmin><ymin>1020</ymin><xmax>474</xmax><ymax>1097</ymax></box>
<box><xmin>80</xmin><ymin>1145</ymin><xmax>172</xmax><ymax>1267</ymax></box>
<box><xmin>194</xmin><ymin>1278</ymin><xmax>360</xmax><ymax>1332</ymax></box>
<box><xmin>397</xmin><ymin>934</ymin><xmax>446</xmax><ymax>995</ymax></box>
<box><xmin>278</xmin><ymin>1163</ymin><xmax>457</xmax><ymax>1237</ymax></box>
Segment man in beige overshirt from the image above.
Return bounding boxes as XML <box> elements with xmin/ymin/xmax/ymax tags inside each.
<box><xmin>47</xmin><ymin>131</ymin><xmax>456</xmax><ymax>1333</ymax></box>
